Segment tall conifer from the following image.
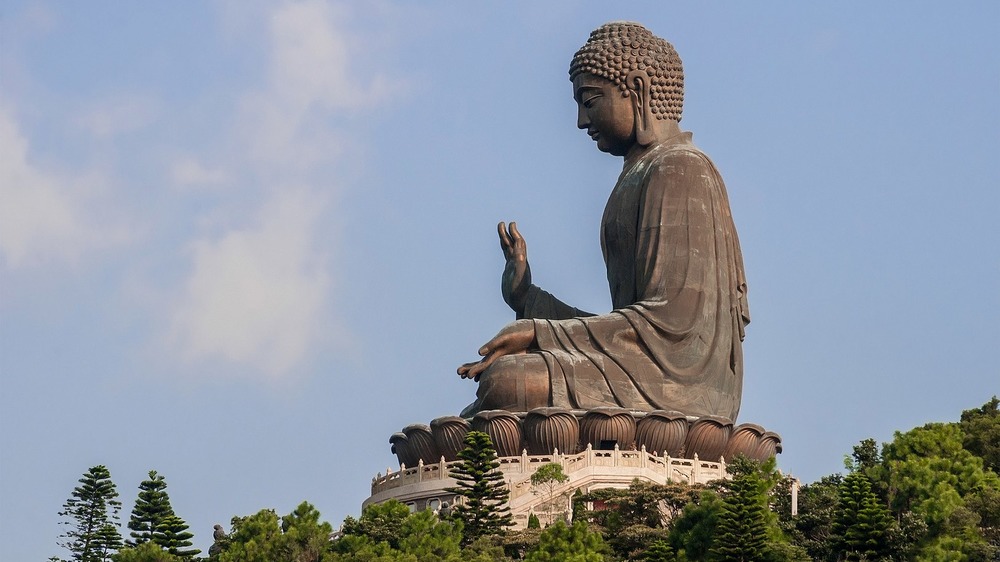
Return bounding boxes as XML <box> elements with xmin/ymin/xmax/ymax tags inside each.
<box><xmin>446</xmin><ymin>430</ymin><xmax>514</xmax><ymax>544</ymax></box>
<box><xmin>127</xmin><ymin>471</ymin><xmax>174</xmax><ymax>546</ymax></box>
<box><xmin>55</xmin><ymin>465</ymin><xmax>123</xmax><ymax>562</ymax></box>
<box><xmin>153</xmin><ymin>515</ymin><xmax>200</xmax><ymax>559</ymax></box>
<box><xmin>832</xmin><ymin>470</ymin><xmax>889</xmax><ymax>560</ymax></box>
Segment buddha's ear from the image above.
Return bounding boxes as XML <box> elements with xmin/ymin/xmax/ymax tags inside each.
<box><xmin>626</xmin><ymin>70</ymin><xmax>654</xmax><ymax>146</ymax></box>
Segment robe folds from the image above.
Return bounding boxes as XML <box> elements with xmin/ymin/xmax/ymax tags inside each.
<box><xmin>520</xmin><ymin>132</ymin><xmax>749</xmax><ymax>421</ymax></box>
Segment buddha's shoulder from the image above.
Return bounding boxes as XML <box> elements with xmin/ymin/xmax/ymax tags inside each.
<box><xmin>646</xmin><ymin>139</ymin><xmax>716</xmax><ymax>173</ymax></box>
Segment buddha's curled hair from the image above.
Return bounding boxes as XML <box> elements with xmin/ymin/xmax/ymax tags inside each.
<box><xmin>569</xmin><ymin>22</ymin><xmax>684</xmax><ymax>122</ymax></box>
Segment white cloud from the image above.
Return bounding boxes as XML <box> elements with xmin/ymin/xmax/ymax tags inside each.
<box><xmin>172</xmin><ymin>156</ymin><xmax>229</xmax><ymax>188</ymax></box>
<box><xmin>169</xmin><ymin>191</ymin><xmax>330</xmax><ymax>376</ymax></box>
<box><xmin>75</xmin><ymin>95</ymin><xmax>159</xmax><ymax>138</ymax></box>
<box><xmin>237</xmin><ymin>0</ymin><xmax>396</xmax><ymax>169</ymax></box>
<box><xmin>0</xmin><ymin>106</ymin><xmax>116</xmax><ymax>268</ymax></box>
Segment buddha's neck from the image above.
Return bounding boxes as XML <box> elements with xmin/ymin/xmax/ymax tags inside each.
<box><xmin>624</xmin><ymin>119</ymin><xmax>682</xmax><ymax>167</ymax></box>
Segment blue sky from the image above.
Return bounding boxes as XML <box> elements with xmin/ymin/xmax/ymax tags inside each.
<box><xmin>1</xmin><ymin>1</ymin><xmax>997</xmax><ymax>559</ymax></box>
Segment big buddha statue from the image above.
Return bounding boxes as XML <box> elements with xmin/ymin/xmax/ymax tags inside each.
<box><xmin>459</xmin><ymin>22</ymin><xmax>750</xmax><ymax>422</ymax></box>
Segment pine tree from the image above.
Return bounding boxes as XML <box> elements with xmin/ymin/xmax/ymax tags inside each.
<box><xmin>831</xmin><ymin>470</ymin><xmax>889</xmax><ymax>560</ymax></box>
<box><xmin>642</xmin><ymin>540</ymin><xmax>676</xmax><ymax>562</ymax></box>
<box><xmin>446</xmin><ymin>430</ymin><xmax>514</xmax><ymax>544</ymax></box>
<box><xmin>56</xmin><ymin>465</ymin><xmax>124</xmax><ymax>562</ymax></box>
<box><xmin>152</xmin><ymin>515</ymin><xmax>200</xmax><ymax>559</ymax></box>
<box><xmin>710</xmin><ymin>458</ymin><xmax>769</xmax><ymax>562</ymax></box>
<box><xmin>128</xmin><ymin>471</ymin><xmax>175</xmax><ymax>546</ymax></box>
<box><xmin>525</xmin><ymin>520</ymin><xmax>607</xmax><ymax>562</ymax></box>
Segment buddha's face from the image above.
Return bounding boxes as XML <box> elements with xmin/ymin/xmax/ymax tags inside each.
<box><xmin>573</xmin><ymin>73</ymin><xmax>635</xmax><ymax>157</ymax></box>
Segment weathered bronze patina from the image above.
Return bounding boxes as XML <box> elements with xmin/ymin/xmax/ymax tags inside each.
<box><xmin>459</xmin><ymin>22</ymin><xmax>750</xmax><ymax>422</ymax></box>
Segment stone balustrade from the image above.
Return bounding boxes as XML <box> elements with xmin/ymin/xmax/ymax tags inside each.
<box><xmin>370</xmin><ymin>444</ymin><xmax>727</xmax><ymax>498</ymax></box>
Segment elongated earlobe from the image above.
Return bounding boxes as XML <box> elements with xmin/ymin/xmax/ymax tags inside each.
<box><xmin>627</xmin><ymin>70</ymin><xmax>654</xmax><ymax>146</ymax></box>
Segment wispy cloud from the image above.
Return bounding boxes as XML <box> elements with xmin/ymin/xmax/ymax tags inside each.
<box><xmin>171</xmin><ymin>156</ymin><xmax>230</xmax><ymax>188</ymax></box>
<box><xmin>0</xmin><ymin>106</ymin><xmax>124</xmax><ymax>268</ymax></box>
<box><xmin>166</xmin><ymin>1</ymin><xmax>398</xmax><ymax>378</ymax></box>
<box><xmin>75</xmin><ymin>94</ymin><xmax>160</xmax><ymax>138</ymax></box>
<box><xmin>169</xmin><ymin>191</ymin><xmax>329</xmax><ymax>376</ymax></box>
<box><xmin>235</xmin><ymin>0</ymin><xmax>395</xmax><ymax>171</ymax></box>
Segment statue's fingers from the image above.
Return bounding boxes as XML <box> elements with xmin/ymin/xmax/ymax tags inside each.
<box><xmin>509</xmin><ymin>222</ymin><xmax>525</xmax><ymax>248</ymax></box>
<box><xmin>498</xmin><ymin>222</ymin><xmax>512</xmax><ymax>251</ymax></box>
<box><xmin>458</xmin><ymin>361</ymin><xmax>479</xmax><ymax>378</ymax></box>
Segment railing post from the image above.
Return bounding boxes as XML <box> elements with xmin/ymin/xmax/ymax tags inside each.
<box><xmin>417</xmin><ymin>459</ymin><xmax>424</xmax><ymax>482</ymax></box>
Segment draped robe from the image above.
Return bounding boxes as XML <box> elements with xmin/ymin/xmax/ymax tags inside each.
<box><xmin>517</xmin><ymin>131</ymin><xmax>749</xmax><ymax>420</ymax></box>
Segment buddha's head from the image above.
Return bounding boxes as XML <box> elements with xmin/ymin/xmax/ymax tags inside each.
<box><xmin>570</xmin><ymin>22</ymin><xmax>683</xmax><ymax>156</ymax></box>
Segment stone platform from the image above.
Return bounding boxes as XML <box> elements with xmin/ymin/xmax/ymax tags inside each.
<box><xmin>365</xmin><ymin>407</ymin><xmax>781</xmax><ymax>528</ymax></box>
<box><xmin>366</xmin><ymin>444</ymin><xmax>729</xmax><ymax>529</ymax></box>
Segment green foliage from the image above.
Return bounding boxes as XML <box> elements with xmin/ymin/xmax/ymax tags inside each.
<box><xmin>214</xmin><ymin>502</ymin><xmax>334</xmax><ymax>562</ymax></box>
<box><xmin>607</xmin><ymin>525</ymin><xmax>671</xmax><ymax>561</ymax></box>
<box><xmin>710</xmin><ymin>458</ymin><xmax>771</xmax><ymax>561</ymax></box>
<box><xmin>447</xmin><ymin>431</ymin><xmax>514</xmax><ymax>544</ymax></box>
<box><xmin>773</xmin><ymin>474</ymin><xmax>841</xmax><ymax>560</ymax></box>
<box><xmin>826</xmin><ymin>414</ymin><xmax>1000</xmax><ymax>561</ymax></box>
<box><xmin>56</xmin><ymin>465</ymin><xmax>124</xmax><ymax>562</ymax></box>
<box><xmin>531</xmin><ymin>463</ymin><xmax>571</xmax><ymax>521</ymax></box>
<box><xmin>850</xmin><ymin>438</ymin><xmax>881</xmax><ymax>472</ymax></box>
<box><xmin>501</xmin><ymin>528</ymin><xmax>543</xmax><ymax>560</ymax></box>
<box><xmin>525</xmin><ymin>520</ymin><xmax>608</xmax><ymax>562</ymax></box>
<box><xmin>152</xmin><ymin>515</ymin><xmax>199</xmax><ymax>559</ymax></box>
<box><xmin>397</xmin><ymin>509</ymin><xmax>463</xmax><ymax>560</ymax></box>
<box><xmin>960</xmin><ymin>396</ymin><xmax>1000</xmax><ymax>474</ymax></box>
<box><xmin>666</xmin><ymin>490</ymin><xmax>722</xmax><ymax>560</ymax></box>
<box><xmin>531</xmin><ymin>463</ymin><xmax>570</xmax><ymax>487</ymax></box>
<box><xmin>881</xmin><ymin>422</ymin><xmax>999</xmax><ymax>526</ymax></box>
<box><xmin>528</xmin><ymin>513</ymin><xmax>541</xmax><ymax>529</ymax></box>
<box><xmin>333</xmin><ymin>503</ymin><xmax>471</xmax><ymax>562</ymax></box>
<box><xmin>831</xmin><ymin>470</ymin><xmax>890</xmax><ymax>560</ymax></box>
<box><xmin>127</xmin><ymin>471</ymin><xmax>174</xmax><ymax>547</ymax></box>
<box><xmin>878</xmin><ymin>421</ymin><xmax>1000</xmax><ymax>560</ymax></box>
<box><xmin>112</xmin><ymin>542</ymin><xmax>183</xmax><ymax>562</ymax></box>
<box><xmin>641</xmin><ymin>540</ymin><xmax>677</xmax><ymax>562</ymax></box>
<box><xmin>339</xmin><ymin>500</ymin><xmax>411</xmax><ymax>551</ymax></box>
<box><xmin>580</xmin><ymin>480</ymin><xmax>704</xmax><ymax>531</ymax></box>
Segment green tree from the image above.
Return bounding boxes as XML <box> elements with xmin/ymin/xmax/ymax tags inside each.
<box><xmin>532</xmin><ymin>463</ymin><xmax>570</xmax><ymax>512</ymax></box>
<box><xmin>773</xmin><ymin>474</ymin><xmax>841</xmax><ymax>560</ymax></box>
<box><xmin>711</xmin><ymin>459</ymin><xmax>770</xmax><ymax>561</ymax></box>
<box><xmin>152</xmin><ymin>515</ymin><xmax>199</xmax><ymax>559</ymax></box>
<box><xmin>56</xmin><ymin>465</ymin><xmax>124</xmax><ymax>562</ymax></box>
<box><xmin>127</xmin><ymin>471</ymin><xmax>174</xmax><ymax>547</ymax></box>
<box><xmin>579</xmin><ymin>480</ymin><xmax>704</xmax><ymax>532</ymax></box>
<box><xmin>960</xmin><ymin>396</ymin><xmax>1000</xmax><ymax>474</ymax></box>
<box><xmin>708</xmin><ymin>456</ymin><xmax>807</xmax><ymax>561</ymax></box>
<box><xmin>525</xmin><ymin>520</ymin><xmax>608</xmax><ymax>562</ymax></box>
<box><xmin>667</xmin><ymin>490</ymin><xmax>722</xmax><ymax>560</ymax></box>
<box><xmin>528</xmin><ymin>513</ymin><xmax>541</xmax><ymax>529</ymax></box>
<box><xmin>112</xmin><ymin>542</ymin><xmax>183</xmax><ymax>562</ymax></box>
<box><xmin>880</xmin><ymin>421</ymin><xmax>999</xmax><ymax>561</ymax></box>
<box><xmin>333</xmin><ymin>503</ymin><xmax>475</xmax><ymax>562</ymax></box>
<box><xmin>278</xmin><ymin>502</ymin><xmax>334</xmax><ymax>562</ymax></box>
<box><xmin>215</xmin><ymin>502</ymin><xmax>334</xmax><ymax>562</ymax></box>
<box><xmin>641</xmin><ymin>540</ymin><xmax>677</xmax><ymax>562</ymax></box>
<box><xmin>447</xmin><ymin>431</ymin><xmax>514</xmax><ymax>544</ymax></box>
<box><xmin>831</xmin><ymin>469</ymin><xmax>890</xmax><ymax>560</ymax></box>
<box><xmin>337</xmin><ymin>500</ymin><xmax>411</xmax><ymax>551</ymax></box>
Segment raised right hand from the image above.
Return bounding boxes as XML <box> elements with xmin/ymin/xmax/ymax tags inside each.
<box><xmin>499</xmin><ymin>221</ymin><xmax>531</xmax><ymax>313</ymax></box>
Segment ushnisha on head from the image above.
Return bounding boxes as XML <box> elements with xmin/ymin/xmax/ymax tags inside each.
<box><xmin>569</xmin><ymin>22</ymin><xmax>684</xmax><ymax>122</ymax></box>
